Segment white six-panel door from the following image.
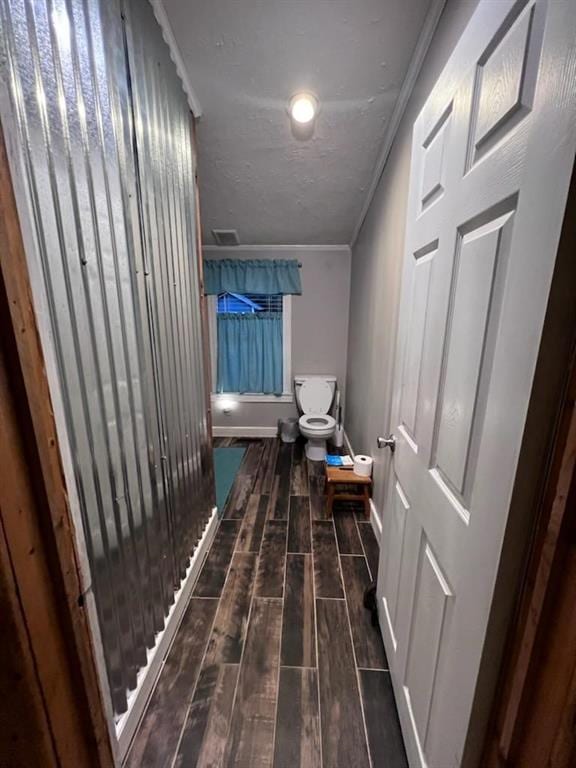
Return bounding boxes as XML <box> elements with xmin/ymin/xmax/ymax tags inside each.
<box><xmin>376</xmin><ymin>1</ymin><xmax>576</xmax><ymax>766</ymax></box>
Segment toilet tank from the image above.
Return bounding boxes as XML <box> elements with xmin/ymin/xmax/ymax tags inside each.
<box><xmin>294</xmin><ymin>375</ymin><xmax>337</xmax><ymax>413</ymax></box>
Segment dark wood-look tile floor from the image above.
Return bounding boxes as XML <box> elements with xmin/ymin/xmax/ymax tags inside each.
<box><xmin>126</xmin><ymin>437</ymin><xmax>407</xmax><ymax>768</ymax></box>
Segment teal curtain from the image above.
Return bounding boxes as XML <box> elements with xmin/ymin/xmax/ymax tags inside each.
<box><xmin>204</xmin><ymin>259</ymin><xmax>301</xmax><ymax>295</ymax></box>
<box><xmin>217</xmin><ymin>313</ymin><xmax>283</xmax><ymax>394</ymax></box>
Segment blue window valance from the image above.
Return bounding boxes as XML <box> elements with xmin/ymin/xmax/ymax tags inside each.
<box><xmin>204</xmin><ymin>258</ymin><xmax>302</xmax><ymax>295</ymax></box>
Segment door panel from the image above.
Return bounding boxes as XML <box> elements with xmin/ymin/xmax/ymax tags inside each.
<box><xmin>420</xmin><ymin>106</ymin><xmax>452</xmax><ymax>212</ymax></box>
<box><xmin>467</xmin><ymin>0</ymin><xmax>546</xmax><ymax>169</ymax></box>
<box><xmin>433</xmin><ymin>209</ymin><xmax>514</xmax><ymax>501</ymax></box>
<box><xmin>379</xmin><ymin>477</ymin><xmax>410</xmax><ymax>649</ymax></box>
<box><xmin>376</xmin><ymin>1</ymin><xmax>576</xmax><ymax>766</ymax></box>
<box><xmin>404</xmin><ymin>539</ymin><xmax>452</xmax><ymax>755</ymax></box>
<box><xmin>399</xmin><ymin>246</ymin><xmax>435</xmax><ymax>443</ymax></box>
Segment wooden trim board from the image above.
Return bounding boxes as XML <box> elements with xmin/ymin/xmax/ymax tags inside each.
<box><xmin>0</xmin><ymin>124</ymin><xmax>114</xmax><ymax>766</ymax></box>
<box><xmin>483</xmin><ymin>352</ymin><xmax>576</xmax><ymax>767</ymax></box>
<box><xmin>481</xmin><ymin>159</ymin><xmax>576</xmax><ymax>768</ymax></box>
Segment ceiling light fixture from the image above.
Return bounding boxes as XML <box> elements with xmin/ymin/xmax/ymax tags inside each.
<box><xmin>289</xmin><ymin>92</ymin><xmax>318</xmax><ymax>125</ymax></box>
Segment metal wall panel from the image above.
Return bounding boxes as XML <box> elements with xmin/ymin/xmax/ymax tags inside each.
<box><xmin>0</xmin><ymin>0</ymin><xmax>214</xmax><ymax>716</ymax></box>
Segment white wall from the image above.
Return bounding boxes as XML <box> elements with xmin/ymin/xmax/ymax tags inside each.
<box><xmin>205</xmin><ymin>245</ymin><xmax>351</xmax><ymax>432</ymax></box>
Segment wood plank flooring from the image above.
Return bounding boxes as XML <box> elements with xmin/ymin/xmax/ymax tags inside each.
<box><xmin>273</xmin><ymin>667</ymin><xmax>321</xmax><ymax>768</ymax></box>
<box><xmin>126</xmin><ymin>437</ymin><xmax>407</xmax><ymax>768</ymax></box>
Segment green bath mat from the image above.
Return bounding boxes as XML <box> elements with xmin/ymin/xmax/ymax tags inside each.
<box><xmin>213</xmin><ymin>446</ymin><xmax>246</xmax><ymax>512</ymax></box>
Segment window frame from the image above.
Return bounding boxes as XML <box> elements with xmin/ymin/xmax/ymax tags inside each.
<box><xmin>208</xmin><ymin>293</ymin><xmax>293</xmax><ymax>403</ymax></box>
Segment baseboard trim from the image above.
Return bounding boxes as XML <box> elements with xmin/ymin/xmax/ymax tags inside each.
<box><xmin>213</xmin><ymin>425</ymin><xmax>278</xmax><ymax>438</ymax></box>
<box><xmin>344</xmin><ymin>431</ymin><xmax>382</xmax><ymax>547</ymax></box>
<box><xmin>370</xmin><ymin>498</ymin><xmax>383</xmax><ymax>545</ymax></box>
<box><xmin>116</xmin><ymin>506</ymin><xmax>218</xmax><ymax>760</ymax></box>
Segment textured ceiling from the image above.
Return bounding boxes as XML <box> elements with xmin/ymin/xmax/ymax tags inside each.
<box><xmin>163</xmin><ymin>0</ymin><xmax>432</xmax><ymax>245</ymax></box>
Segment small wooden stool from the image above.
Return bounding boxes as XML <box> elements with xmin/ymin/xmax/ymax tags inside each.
<box><xmin>325</xmin><ymin>467</ymin><xmax>372</xmax><ymax>519</ymax></box>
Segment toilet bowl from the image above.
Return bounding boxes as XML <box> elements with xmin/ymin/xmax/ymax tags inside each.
<box><xmin>294</xmin><ymin>376</ymin><xmax>337</xmax><ymax>461</ymax></box>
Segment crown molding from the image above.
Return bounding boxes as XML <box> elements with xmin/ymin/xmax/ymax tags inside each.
<box><xmin>350</xmin><ymin>0</ymin><xmax>446</xmax><ymax>246</ymax></box>
<box><xmin>202</xmin><ymin>244</ymin><xmax>351</xmax><ymax>254</ymax></box>
<box><xmin>149</xmin><ymin>0</ymin><xmax>202</xmax><ymax>117</ymax></box>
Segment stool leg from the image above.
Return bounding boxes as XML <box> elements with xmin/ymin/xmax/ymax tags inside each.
<box><xmin>326</xmin><ymin>485</ymin><xmax>335</xmax><ymax>518</ymax></box>
<box><xmin>363</xmin><ymin>486</ymin><xmax>370</xmax><ymax>520</ymax></box>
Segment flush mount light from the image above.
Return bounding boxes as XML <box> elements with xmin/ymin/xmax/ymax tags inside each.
<box><xmin>289</xmin><ymin>92</ymin><xmax>318</xmax><ymax>125</ymax></box>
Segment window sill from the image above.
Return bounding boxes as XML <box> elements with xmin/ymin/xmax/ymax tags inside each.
<box><xmin>211</xmin><ymin>393</ymin><xmax>294</xmax><ymax>404</ymax></box>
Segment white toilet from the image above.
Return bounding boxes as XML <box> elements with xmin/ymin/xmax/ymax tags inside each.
<box><xmin>294</xmin><ymin>375</ymin><xmax>337</xmax><ymax>461</ymax></box>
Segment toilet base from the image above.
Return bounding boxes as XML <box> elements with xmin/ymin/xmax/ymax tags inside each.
<box><xmin>304</xmin><ymin>437</ymin><xmax>328</xmax><ymax>461</ymax></box>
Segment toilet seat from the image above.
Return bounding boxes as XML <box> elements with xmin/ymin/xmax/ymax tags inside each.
<box><xmin>299</xmin><ymin>414</ymin><xmax>336</xmax><ymax>436</ymax></box>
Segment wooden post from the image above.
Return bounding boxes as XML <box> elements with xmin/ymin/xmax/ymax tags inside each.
<box><xmin>0</xmin><ymin>124</ymin><xmax>114</xmax><ymax>767</ymax></box>
<box><xmin>481</xmin><ymin>162</ymin><xmax>576</xmax><ymax>768</ymax></box>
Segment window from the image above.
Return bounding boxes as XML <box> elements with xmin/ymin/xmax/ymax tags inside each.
<box><xmin>208</xmin><ymin>292</ymin><xmax>292</xmax><ymax>400</ymax></box>
<box><xmin>216</xmin><ymin>292</ymin><xmax>283</xmax><ymax>314</ymax></box>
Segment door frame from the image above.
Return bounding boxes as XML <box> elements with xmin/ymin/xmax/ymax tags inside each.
<box><xmin>480</xmin><ymin>162</ymin><xmax>576</xmax><ymax>767</ymax></box>
<box><xmin>0</xmin><ymin>122</ymin><xmax>114</xmax><ymax>766</ymax></box>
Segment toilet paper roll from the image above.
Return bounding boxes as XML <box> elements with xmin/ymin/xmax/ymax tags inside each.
<box><xmin>354</xmin><ymin>454</ymin><xmax>373</xmax><ymax>477</ymax></box>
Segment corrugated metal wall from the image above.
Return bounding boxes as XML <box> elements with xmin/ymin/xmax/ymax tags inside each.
<box><xmin>0</xmin><ymin>0</ymin><xmax>214</xmax><ymax>716</ymax></box>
